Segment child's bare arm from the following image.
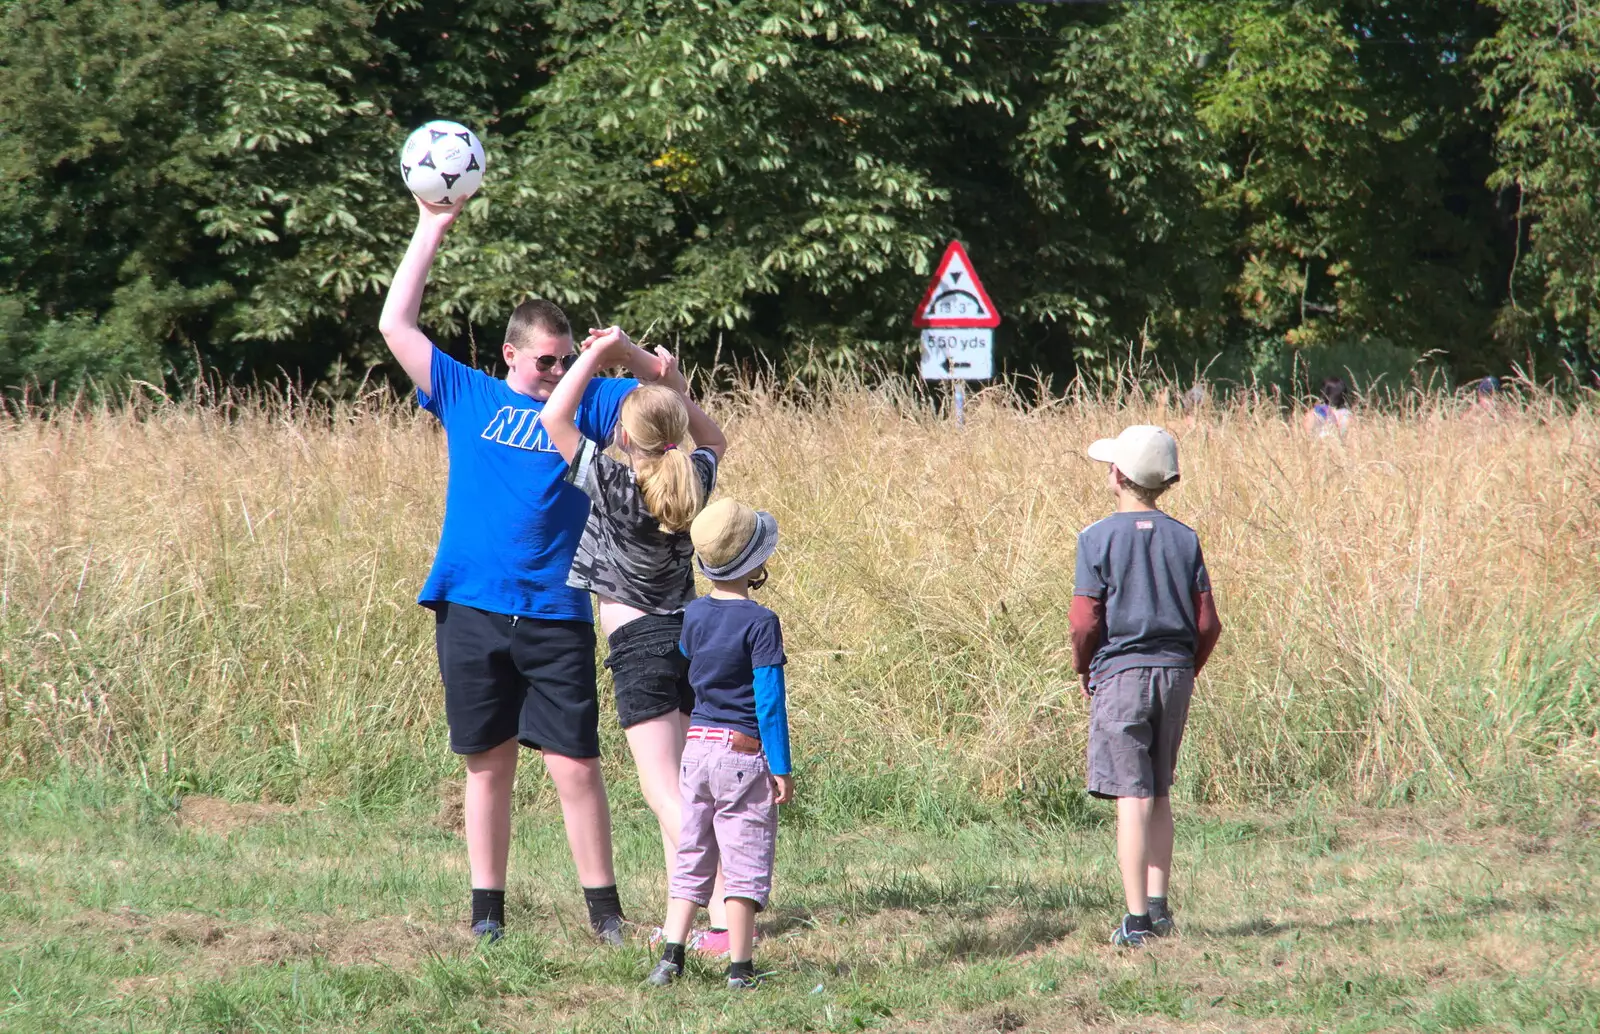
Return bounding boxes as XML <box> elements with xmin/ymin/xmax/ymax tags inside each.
<box><xmin>379</xmin><ymin>199</ymin><xmax>464</xmax><ymax>396</ymax></box>
<box><xmin>648</xmin><ymin>347</ymin><xmax>728</xmax><ymax>458</ymax></box>
<box><xmin>540</xmin><ymin>333</ymin><xmax>623</xmax><ymax>464</ymax></box>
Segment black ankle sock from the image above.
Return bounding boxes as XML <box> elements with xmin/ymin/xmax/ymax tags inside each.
<box><xmin>1125</xmin><ymin>912</ymin><xmax>1152</xmax><ymax>932</ymax></box>
<box><xmin>727</xmin><ymin>959</ymin><xmax>756</xmax><ymax>980</ymax></box>
<box><xmin>661</xmin><ymin>942</ymin><xmax>686</xmax><ymax>968</ymax></box>
<box><xmin>1148</xmin><ymin>896</ymin><xmax>1169</xmax><ymax>917</ymax></box>
<box><xmin>581</xmin><ymin>884</ymin><xmax>623</xmax><ymax>927</ymax></box>
<box><xmin>471</xmin><ymin>888</ymin><xmax>505</xmax><ymax>926</ymax></box>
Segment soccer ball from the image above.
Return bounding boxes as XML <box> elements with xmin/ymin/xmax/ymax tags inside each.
<box><xmin>399</xmin><ymin>121</ymin><xmax>486</xmax><ymax>206</ymax></box>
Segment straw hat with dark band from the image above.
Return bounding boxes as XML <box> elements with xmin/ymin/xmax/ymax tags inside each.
<box><xmin>691</xmin><ymin>499</ymin><xmax>779</xmax><ymax>582</ymax></box>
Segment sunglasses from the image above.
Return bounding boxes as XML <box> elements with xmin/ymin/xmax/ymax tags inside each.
<box><xmin>530</xmin><ymin>352</ymin><xmax>579</xmax><ymax>373</ymax></box>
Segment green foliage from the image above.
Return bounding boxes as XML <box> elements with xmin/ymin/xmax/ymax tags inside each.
<box><xmin>1</xmin><ymin>1</ymin><xmax>1598</xmax><ymax>392</ymax></box>
<box><xmin>1480</xmin><ymin>0</ymin><xmax>1600</xmax><ymax>377</ymax></box>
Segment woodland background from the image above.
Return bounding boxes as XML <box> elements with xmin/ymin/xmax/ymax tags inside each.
<box><xmin>2</xmin><ymin>0</ymin><xmax>1598</xmax><ymax>396</ymax></box>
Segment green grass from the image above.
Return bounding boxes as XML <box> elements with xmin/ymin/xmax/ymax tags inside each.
<box><xmin>3</xmin><ymin>774</ymin><xmax>1596</xmax><ymax>1033</ymax></box>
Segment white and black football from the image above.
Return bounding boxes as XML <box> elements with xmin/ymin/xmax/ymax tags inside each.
<box><xmin>399</xmin><ymin>120</ymin><xmax>486</xmax><ymax>206</ymax></box>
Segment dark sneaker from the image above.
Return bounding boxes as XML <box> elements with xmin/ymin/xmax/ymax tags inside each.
<box><xmin>726</xmin><ymin>972</ymin><xmax>762</xmax><ymax>990</ymax></box>
<box><xmin>471</xmin><ymin>919</ymin><xmax>503</xmax><ymax>944</ymax></box>
<box><xmin>592</xmin><ymin>914</ymin><xmax>626</xmax><ymax>947</ymax></box>
<box><xmin>1149</xmin><ymin>909</ymin><xmax>1176</xmax><ymax>938</ymax></box>
<box><xmin>1110</xmin><ymin>915</ymin><xmax>1150</xmax><ymax>947</ymax></box>
<box><xmin>644</xmin><ymin>958</ymin><xmax>682</xmax><ymax>987</ymax></box>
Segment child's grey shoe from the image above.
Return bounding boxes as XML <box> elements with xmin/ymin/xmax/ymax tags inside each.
<box><xmin>1110</xmin><ymin>915</ymin><xmax>1151</xmax><ymax>947</ymax></box>
<box><xmin>1149</xmin><ymin>910</ymin><xmax>1176</xmax><ymax>938</ymax></box>
<box><xmin>471</xmin><ymin>919</ymin><xmax>503</xmax><ymax>944</ymax></box>
<box><xmin>592</xmin><ymin>914</ymin><xmax>626</xmax><ymax>947</ymax></box>
<box><xmin>645</xmin><ymin>959</ymin><xmax>683</xmax><ymax>986</ymax></box>
<box><xmin>726</xmin><ymin>960</ymin><xmax>762</xmax><ymax>989</ymax></box>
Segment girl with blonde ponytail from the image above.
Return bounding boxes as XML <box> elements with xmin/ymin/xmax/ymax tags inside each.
<box><xmin>620</xmin><ymin>384</ymin><xmax>706</xmax><ymax>534</ymax></box>
<box><xmin>540</xmin><ymin>326</ymin><xmax>735</xmax><ymax>951</ymax></box>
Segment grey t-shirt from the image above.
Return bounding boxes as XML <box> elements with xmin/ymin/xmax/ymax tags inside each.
<box><xmin>564</xmin><ymin>436</ymin><xmax>718</xmax><ymax>614</ymax></box>
<box><xmin>1073</xmin><ymin>510</ymin><xmax>1211</xmax><ymax>680</ymax></box>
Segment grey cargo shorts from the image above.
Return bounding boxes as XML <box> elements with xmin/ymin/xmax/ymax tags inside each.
<box><xmin>1087</xmin><ymin>666</ymin><xmax>1194</xmax><ymax>799</ymax></box>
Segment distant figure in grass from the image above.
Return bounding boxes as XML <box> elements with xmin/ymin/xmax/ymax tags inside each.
<box><xmin>646</xmin><ymin>499</ymin><xmax>793</xmax><ymax>990</ymax></box>
<box><xmin>1303</xmin><ymin>376</ymin><xmax>1353</xmax><ymax>438</ymax></box>
<box><xmin>538</xmin><ymin>326</ymin><xmax>738</xmax><ymax>954</ymax></box>
<box><xmin>1464</xmin><ymin>376</ymin><xmax>1503</xmax><ymax>421</ymax></box>
<box><xmin>378</xmin><ymin>197</ymin><xmax>685</xmax><ymax>945</ymax></box>
<box><xmin>1070</xmin><ymin>425</ymin><xmax>1223</xmax><ymax>947</ymax></box>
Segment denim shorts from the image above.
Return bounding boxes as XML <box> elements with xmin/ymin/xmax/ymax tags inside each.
<box><xmin>670</xmin><ymin>737</ymin><xmax>778</xmax><ymax>909</ymax></box>
<box><xmin>1087</xmin><ymin>666</ymin><xmax>1193</xmax><ymax>799</ymax></box>
<box><xmin>604</xmin><ymin>613</ymin><xmax>694</xmax><ymax>729</ymax></box>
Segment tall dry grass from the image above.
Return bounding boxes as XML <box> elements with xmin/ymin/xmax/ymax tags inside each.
<box><xmin>1</xmin><ymin>380</ymin><xmax>1596</xmax><ymax>818</ymax></box>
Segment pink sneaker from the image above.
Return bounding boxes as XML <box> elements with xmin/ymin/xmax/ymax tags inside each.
<box><xmin>692</xmin><ymin>928</ymin><xmax>761</xmax><ymax>957</ymax></box>
<box><xmin>650</xmin><ymin>927</ymin><xmax>713</xmax><ymax>949</ymax></box>
<box><xmin>693</xmin><ymin>928</ymin><xmax>729</xmax><ymax>957</ymax></box>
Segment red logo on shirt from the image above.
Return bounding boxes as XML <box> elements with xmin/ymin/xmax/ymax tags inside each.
<box><xmin>1135</xmin><ymin>520</ymin><xmax>1154</xmax><ymax>530</ymax></box>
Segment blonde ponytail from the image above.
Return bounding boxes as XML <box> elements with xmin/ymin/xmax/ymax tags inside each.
<box><xmin>620</xmin><ymin>385</ymin><xmax>706</xmax><ymax>533</ymax></box>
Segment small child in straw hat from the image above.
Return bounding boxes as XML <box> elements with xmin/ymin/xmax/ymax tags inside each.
<box><xmin>646</xmin><ymin>498</ymin><xmax>793</xmax><ymax>990</ymax></box>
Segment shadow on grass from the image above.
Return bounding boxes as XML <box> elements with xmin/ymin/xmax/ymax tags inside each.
<box><xmin>840</xmin><ymin>872</ymin><xmax>1103</xmax><ymax>919</ymax></box>
<box><xmin>758</xmin><ymin>905</ymin><xmax>817</xmax><ymax>938</ymax></box>
<box><xmin>1199</xmin><ymin>894</ymin><xmax>1521</xmax><ymax>939</ymax></box>
<box><xmin>932</xmin><ymin>916</ymin><xmax>1077</xmax><ymax>961</ymax></box>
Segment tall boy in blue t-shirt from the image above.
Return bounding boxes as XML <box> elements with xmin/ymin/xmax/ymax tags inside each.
<box><xmin>1071</xmin><ymin>425</ymin><xmax>1222</xmax><ymax>947</ymax></box>
<box><xmin>378</xmin><ymin>197</ymin><xmax>685</xmax><ymax>943</ymax></box>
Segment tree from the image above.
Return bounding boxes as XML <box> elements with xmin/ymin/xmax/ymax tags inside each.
<box><xmin>1480</xmin><ymin>0</ymin><xmax>1600</xmax><ymax>381</ymax></box>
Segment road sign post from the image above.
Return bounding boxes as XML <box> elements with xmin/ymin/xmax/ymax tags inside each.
<box><xmin>913</xmin><ymin>241</ymin><xmax>1000</xmax><ymax>425</ymax></box>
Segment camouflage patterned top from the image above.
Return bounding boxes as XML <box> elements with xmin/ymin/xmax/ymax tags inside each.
<box><xmin>564</xmin><ymin>436</ymin><xmax>719</xmax><ymax>613</ymax></box>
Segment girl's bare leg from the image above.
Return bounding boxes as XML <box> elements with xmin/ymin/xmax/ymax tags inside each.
<box><xmin>624</xmin><ymin>712</ymin><xmax>688</xmax><ymax>873</ymax></box>
<box><xmin>626</xmin><ymin>710</ymin><xmax>729</xmax><ymax>929</ymax></box>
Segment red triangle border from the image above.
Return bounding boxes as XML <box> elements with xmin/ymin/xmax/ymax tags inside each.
<box><xmin>912</xmin><ymin>240</ymin><xmax>1001</xmax><ymax>328</ymax></box>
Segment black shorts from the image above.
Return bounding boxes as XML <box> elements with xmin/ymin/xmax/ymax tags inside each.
<box><xmin>433</xmin><ymin>602</ymin><xmax>600</xmax><ymax>758</ymax></box>
<box><xmin>604</xmin><ymin>613</ymin><xmax>693</xmax><ymax>729</ymax></box>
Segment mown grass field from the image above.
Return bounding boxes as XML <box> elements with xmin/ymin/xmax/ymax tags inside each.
<box><xmin>4</xmin><ymin>776</ymin><xmax>1597</xmax><ymax>1033</ymax></box>
<box><xmin>2</xmin><ymin>380</ymin><xmax>1598</xmax><ymax>1030</ymax></box>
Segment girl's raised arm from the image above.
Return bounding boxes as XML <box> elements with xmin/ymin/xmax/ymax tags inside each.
<box><xmin>651</xmin><ymin>346</ymin><xmax>727</xmax><ymax>459</ymax></box>
<box><xmin>539</xmin><ymin>333</ymin><xmax>622</xmax><ymax>464</ymax></box>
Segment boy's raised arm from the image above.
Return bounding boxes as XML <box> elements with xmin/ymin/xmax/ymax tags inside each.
<box><xmin>378</xmin><ymin>199</ymin><xmax>462</xmax><ymax>396</ymax></box>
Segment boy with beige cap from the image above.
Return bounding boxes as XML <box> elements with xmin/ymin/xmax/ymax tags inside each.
<box><xmin>646</xmin><ymin>498</ymin><xmax>793</xmax><ymax>989</ymax></box>
<box><xmin>1071</xmin><ymin>425</ymin><xmax>1222</xmax><ymax>946</ymax></box>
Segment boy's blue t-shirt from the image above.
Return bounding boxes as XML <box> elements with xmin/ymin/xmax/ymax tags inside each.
<box><xmin>416</xmin><ymin>347</ymin><xmax>636</xmax><ymax>620</ymax></box>
<box><xmin>1073</xmin><ymin>510</ymin><xmax>1211</xmax><ymax>680</ymax></box>
<box><xmin>680</xmin><ymin>595</ymin><xmax>786</xmax><ymax>741</ymax></box>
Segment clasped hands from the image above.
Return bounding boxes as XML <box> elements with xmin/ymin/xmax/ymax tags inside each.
<box><xmin>581</xmin><ymin>325</ymin><xmax>686</xmax><ymax>393</ymax></box>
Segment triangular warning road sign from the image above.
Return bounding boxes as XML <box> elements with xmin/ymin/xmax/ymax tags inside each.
<box><xmin>913</xmin><ymin>241</ymin><xmax>1000</xmax><ymax>328</ymax></box>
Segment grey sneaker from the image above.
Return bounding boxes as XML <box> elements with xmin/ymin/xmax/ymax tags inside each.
<box><xmin>1110</xmin><ymin>915</ymin><xmax>1151</xmax><ymax>947</ymax></box>
<box><xmin>592</xmin><ymin>914</ymin><xmax>626</xmax><ymax>947</ymax></box>
<box><xmin>645</xmin><ymin>958</ymin><xmax>682</xmax><ymax>987</ymax></box>
<box><xmin>1149</xmin><ymin>908</ymin><xmax>1176</xmax><ymax>938</ymax></box>
<box><xmin>726</xmin><ymin>972</ymin><xmax>762</xmax><ymax>990</ymax></box>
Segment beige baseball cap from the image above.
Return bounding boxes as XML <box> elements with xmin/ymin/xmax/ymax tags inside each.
<box><xmin>1087</xmin><ymin>425</ymin><xmax>1180</xmax><ymax>489</ymax></box>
